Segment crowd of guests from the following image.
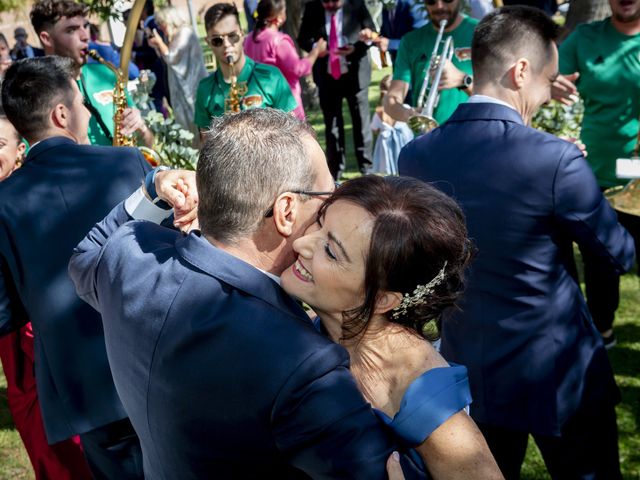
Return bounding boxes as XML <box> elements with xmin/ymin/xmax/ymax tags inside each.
<box><xmin>0</xmin><ymin>0</ymin><xmax>638</xmax><ymax>479</ymax></box>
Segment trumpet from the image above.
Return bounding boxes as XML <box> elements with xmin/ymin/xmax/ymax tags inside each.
<box><xmin>408</xmin><ymin>20</ymin><xmax>454</xmax><ymax>136</ymax></box>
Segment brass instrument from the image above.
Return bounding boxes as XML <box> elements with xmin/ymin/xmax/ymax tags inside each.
<box><xmin>86</xmin><ymin>49</ymin><xmax>134</xmax><ymax>148</ymax></box>
<box><xmin>224</xmin><ymin>55</ymin><xmax>248</xmax><ymax>113</ymax></box>
<box><xmin>605</xmin><ymin>179</ymin><xmax>640</xmax><ymax>217</ymax></box>
<box><xmin>408</xmin><ymin>20</ymin><xmax>454</xmax><ymax>136</ymax></box>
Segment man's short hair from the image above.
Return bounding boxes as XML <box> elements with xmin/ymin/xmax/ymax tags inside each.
<box><xmin>472</xmin><ymin>6</ymin><xmax>559</xmax><ymax>83</ymax></box>
<box><xmin>197</xmin><ymin>108</ymin><xmax>317</xmax><ymax>244</ymax></box>
<box><xmin>31</xmin><ymin>0</ymin><xmax>88</xmax><ymax>35</ymax></box>
<box><xmin>204</xmin><ymin>3</ymin><xmax>240</xmax><ymax>32</ymax></box>
<box><xmin>1</xmin><ymin>56</ymin><xmax>78</xmax><ymax>141</ymax></box>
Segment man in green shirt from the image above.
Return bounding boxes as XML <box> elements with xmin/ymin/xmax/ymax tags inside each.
<box><xmin>384</xmin><ymin>0</ymin><xmax>478</xmax><ymax>127</ymax></box>
<box><xmin>194</xmin><ymin>3</ymin><xmax>297</xmax><ymax>136</ymax></box>
<box><xmin>31</xmin><ymin>0</ymin><xmax>154</xmax><ymax>147</ymax></box>
<box><xmin>557</xmin><ymin>0</ymin><xmax>640</xmax><ymax>346</ymax></box>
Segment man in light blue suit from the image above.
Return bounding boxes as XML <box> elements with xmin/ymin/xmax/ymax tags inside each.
<box><xmin>69</xmin><ymin>109</ymin><xmax>432</xmax><ymax>479</ymax></box>
<box><xmin>399</xmin><ymin>7</ymin><xmax>635</xmax><ymax>479</ymax></box>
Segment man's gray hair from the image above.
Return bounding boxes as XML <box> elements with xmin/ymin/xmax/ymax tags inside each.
<box><xmin>197</xmin><ymin>108</ymin><xmax>317</xmax><ymax>244</ymax></box>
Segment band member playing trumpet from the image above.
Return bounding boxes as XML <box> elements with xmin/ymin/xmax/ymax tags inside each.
<box><xmin>384</xmin><ymin>0</ymin><xmax>477</xmax><ymax>126</ymax></box>
<box><xmin>30</xmin><ymin>0</ymin><xmax>154</xmax><ymax>148</ymax></box>
<box><xmin>194</xmin><ymin>3</ymin><xmax>297</xmax><ymax>138</ymax></box>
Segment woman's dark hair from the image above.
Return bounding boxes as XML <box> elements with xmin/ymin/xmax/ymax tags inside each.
<box><xmin>319</xmin><ymin>175</ymin><xmax>473</xmax><ymax>341</ymax></box>
<box><xmin>204</xmin><ymin>3</ymin><xmax>240</xmax><ymax>32</ymax></box>
<box><xmin>252</xmin><ymin>0</ymin><xmax>285</xmax><ymax>41</ymax></box>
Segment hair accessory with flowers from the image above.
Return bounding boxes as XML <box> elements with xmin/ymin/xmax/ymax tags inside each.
<box><xmin>391</xmin><ymin>261</ymin><xmax>448</xmax><ymax>320</ymax></box>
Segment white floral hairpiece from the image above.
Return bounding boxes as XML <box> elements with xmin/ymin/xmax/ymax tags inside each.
<box><xmin>391</xmin><ymin>261</ymin><xmax>448</xmax><ymax>320</ymax></box>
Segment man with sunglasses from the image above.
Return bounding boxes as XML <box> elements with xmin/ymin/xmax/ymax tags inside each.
<box><xmin>194</xmin><ymin>3</ymin><xmax>297</xmax><ymax>135</ymax></box>
<box><xmin>30</xmin><ymin>0</ymin><xmax>154</xmax><ymax>148</ymax></box>
<box><xmin>384</xmin><ymin>0</ymin><xmax>477</xmax><ymax>127</ymax></box>
<box><xmin>298</xmin><ymin>0</ymin><xmax>377</xmax><ymax>179</ymax></box>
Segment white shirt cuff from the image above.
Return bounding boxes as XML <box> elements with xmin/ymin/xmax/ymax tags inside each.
<box><xmin>124</xmin><ymin>187</ymin><xmax>173</xmax><ymax>224</ymax></box>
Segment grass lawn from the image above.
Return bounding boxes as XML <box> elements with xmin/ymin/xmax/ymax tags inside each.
<box><xmin>0</xmin><ymin>68</ymin><xmax>638</xmax><ymax>479</ymax></box>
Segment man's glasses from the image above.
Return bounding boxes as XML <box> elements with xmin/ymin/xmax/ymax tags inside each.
<box><xmin>207</xmin><ymin>32</ymin><xmax>242</xmax><ymax>48</ymax></box>
<box><xmin>264</xmin><ymin>185</ymin><xmax>339</xmax><ymax>218</ymax></box>
<box><xmin>425</xmin><ymin>0</ymin><xmax>455</xmax><ymax>5</ymax></box>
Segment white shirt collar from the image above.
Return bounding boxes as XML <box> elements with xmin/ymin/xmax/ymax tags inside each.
<box><xmin>467</xmin><ymin>94</ymin><xmax>517</xmax><ymax>111</ymax></box>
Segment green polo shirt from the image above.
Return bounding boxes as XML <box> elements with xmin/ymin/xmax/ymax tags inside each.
<box><xmin>78</xmin><ymin>63</ymin><xmax>134</xmax><ymax>146</ymax></box>
<box><xmin>560</xmin><ymin>18</ymin><xmax>640</xmax><ymax>188</ymax></box>
<box><xmin>194</xmin><ymin>56</ymin><xmax>297</xmax><ymax>129</ymax></box>
<box><xmin>394</xmin><ymin>16</ymin><xmax>477</xmax><ymax>125</ymax></box>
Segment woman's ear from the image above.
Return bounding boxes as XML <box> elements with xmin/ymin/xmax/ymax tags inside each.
<box><xmin>271</xmin><ymin>192</ymin><xmax>297</xmax><ymax>237</ymax></box>
<box><xmin>373</xmin><ymin>291</ymin><xmax>403</xmax><ymax>316</ymax></box>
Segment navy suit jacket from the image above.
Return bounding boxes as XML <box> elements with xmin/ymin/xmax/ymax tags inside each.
<box><xmin>69</xmin><ymin>203</ymin><xmax>412</xmax><ymax>479</ymax></box>
<box><xmin>399</xmin><ymin>103</ymin><xmax>635</xmax><ymax>436</ymax></box>
<box><xmin>298</xmin><ymin>0</ymin><xmax>374</xmax><ymax>91</ymax></box>
<box><xmin>0</xmin><ymin>137</ymin><xmax>150</xmax><ymax>442</ymax></box>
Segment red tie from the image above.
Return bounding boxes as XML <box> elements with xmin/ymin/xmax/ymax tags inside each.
<box><xmin>329</xmin><ymin>13</ymin><xmax>341</xmax><ymax>80</ymax></box>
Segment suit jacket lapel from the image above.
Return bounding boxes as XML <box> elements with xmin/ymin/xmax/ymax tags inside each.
<box><xmin>175</xmin><ymin>232</ymin><xmax>309</xmax><ymax>321</ymax></box>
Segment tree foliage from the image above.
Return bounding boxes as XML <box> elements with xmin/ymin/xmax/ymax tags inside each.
<box><xmin>0</xmin><ymin>0</ymin><xmax>26</xmax><ymax>13</ymax></box>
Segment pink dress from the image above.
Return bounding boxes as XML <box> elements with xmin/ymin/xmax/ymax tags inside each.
<box><xmin>244</xmin><ymin>28</ymin><xmax>311</xmax><ymax>120</ymax></box>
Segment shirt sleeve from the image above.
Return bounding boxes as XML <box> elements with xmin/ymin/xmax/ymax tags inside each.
<box><xmin>194</xmin><ymin>78</ymin><xmax>211</xmax><ymax>130</ymax></box>
<box><xmin>271</xmin><ymin>69</ymin><xmax>298</xmax><ymax>113</ymax></box>
<box><xmin>559</xmin><ymin>29</ymin><xmax>579</xmax><ymax>75</ymax></box>
<box><xmin>393</xmin><ymin>35</ymin><xmax>413</xmax><ymax>84</ymax></box>
<box><xmin>275</xmin><ymin>34</ymin><xmax>312</xmax><ymax>79</ymax></box>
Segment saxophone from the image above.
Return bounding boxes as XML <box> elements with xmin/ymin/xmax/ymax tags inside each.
<box><xmin>86</xmin><ymin>49</ymin><xmax>160</xmax><ymax>166</ymax></box>
<box><xmin>224</xmin><ymin>55</ymin><xmax>248</xmax><ymax>113</ymax></box>
<box><xmin>86</xmin><ymin>49</ymin><xmax>135</xmax><ymax>147</ymax></box>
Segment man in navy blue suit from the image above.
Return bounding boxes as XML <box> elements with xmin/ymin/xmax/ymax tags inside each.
<box><xmin>0</xmin><ymin>57</ymin><xmax>153</xmax><ymax>478</ymax></box>
<box><xmin>399</xmin><ymin>7</ymin><xmax>635</xmax><ymax>479</ymax></box>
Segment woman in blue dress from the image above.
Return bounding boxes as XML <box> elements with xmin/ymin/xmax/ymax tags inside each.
<box><xmin>281</xmin><ymin>175</ymin><xmax>502</xmax><ymax>479</ymax></box>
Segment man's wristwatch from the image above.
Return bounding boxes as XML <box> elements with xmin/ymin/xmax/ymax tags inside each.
<box><xmin>144</xmin><ymin>166</ymin><xmax>172</xmax><ymax>210</ymax></box>
<box><xmin>458</xmin><ymin>74</ymin><xmax>473</xmax><ymax>90</ymax></box>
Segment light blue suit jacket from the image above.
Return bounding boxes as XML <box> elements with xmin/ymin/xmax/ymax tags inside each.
<box><xmin>399</xmin><ymin>102</ymin><xmax>635</xmax><ymax>436</ymax></box>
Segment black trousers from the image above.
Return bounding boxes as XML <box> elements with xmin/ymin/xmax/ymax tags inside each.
<box><xmin>583</xmin><ymin>209</ymin><xmax>640</xmax><ymax>333</ymax></box>
<box><xmin>79</xmin><ymin>418</ymin><xmax>143</xmax><ymax>480</ymax></box>
<box><xmin>318</xmin><ymin>75</ymin><xmax>372</xmax><ymax>179</ymax></box>
<box><xmin>477</xmin><ymin>399</ymin><xmax>621</xmax><ymax>480</ymax></box>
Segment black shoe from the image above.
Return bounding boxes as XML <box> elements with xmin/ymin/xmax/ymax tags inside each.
<box><xmin>602</xmin><ymin>332</ymin><xmax>617</xmax><ymax>350</ymax></box>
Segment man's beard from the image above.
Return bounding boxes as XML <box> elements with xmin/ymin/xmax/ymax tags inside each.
<box><xmin>430</xmin><ymin>3</ymin><xmax>460</xmax><ymax>28</ymax></box>
<box><xmin>614</xmin><ymin>9</ymin><xmax>640</xmax><ymax>22</ymax></box>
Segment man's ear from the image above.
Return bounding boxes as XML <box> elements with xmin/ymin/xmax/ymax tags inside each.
<box><xmin>271</xmin><ymin>192</ymin><xmax>297</xmax><ymax>237</ymax></box>
<box><xmin>38</xmin><ymin>30</ymin><xmax>53</xmax><ymax>50</ymax></box>
<box><xmin>373</xmin><ymin>291</ymin><xmax>403</xmax><ymax>316</ymax></box>
<box><xmin>511</xmin><ymin>57</ymin><xmax>529</xmax><ymax>89</ymax></box>
<box><xmin>50</xmin><ymin>103</ymin><xmax>68</xmax><ymax>129</ymax></box>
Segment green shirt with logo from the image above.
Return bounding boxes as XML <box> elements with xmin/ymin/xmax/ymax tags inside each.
<box><xmin>194</xmin><ymin>56</ymin><xmax>297</xmax><ymax>129</ymax></box>
<box><xmin>560</xmin><ymin>18</ymin><xmax>640</xmax><ymax>187</ymax></box>
<box><xmin>393</xmin><ymin>16</ymin><xmax>477</xmax><ymax>125</ymax></box>
<box><xmin>78</xmin><ymin>63</ymin><xmax>134</xmax><ymax>146</ymax></box>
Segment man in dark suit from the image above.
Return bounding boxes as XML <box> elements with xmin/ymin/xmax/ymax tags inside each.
<box><xmin>69</xmin><ymin>108</ymin><xmax>487</xmax><ymax>479</ymax></box>
<box><xmin>380</xmin><ymin>0</ymin><xmax>427</xmax><ymax>64</ymax></box>
<box><xmin>298</xmin><ymin>0</ymin><xmax>375</xmax><ymax>179</ymax></box>
<box><xmin>399</xmin><ymin>7</ymin><xmax>635</xmax><ymax>479</ymax></box>
<box><xmin>0</xmin><ymin>56</ymin><xmax>150</xmax><ymax>479</ymax></box>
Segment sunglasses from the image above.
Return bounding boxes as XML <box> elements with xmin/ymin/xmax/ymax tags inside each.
<box><xmin>425</xmin><ymin>0</ymin><xmax>455</xmax><ymax>4</ymax></box>
<box><xmin>207</xmin><ymin>31</ymin><xmax>242</xmax><ymax>48</ymax></box>
<box><xmin>264</xmin><ymin>184</ymin><xmax>340</xmax><ymax>218</ymax></box>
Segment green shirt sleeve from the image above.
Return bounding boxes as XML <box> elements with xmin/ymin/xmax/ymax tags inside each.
<box><xmin>559</xmin><ymin>30</ymin><xmax>579</xmax><ymax>75</ymax></box>
<box><xmin>194</xmin><ymin>77</ymin><xmax>212</xmax><ymax>130</ymax></box>
<box><xmin>272</xmin><ymin>69</ymin><xmax>298</xmax><ymax>113</ymax></box>
<box><xmin>393</xmin><ymin>34</ymin><xmax>413</xmax><ymax>84</ymax></box>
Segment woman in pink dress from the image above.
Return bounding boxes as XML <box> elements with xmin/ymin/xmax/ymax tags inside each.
<box><xmin>244</xmin><ymin>0</ymin><xmax>326</xmax><ymax>120</ymax></box>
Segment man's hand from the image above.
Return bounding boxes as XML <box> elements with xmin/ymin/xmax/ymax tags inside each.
<box><xmin>552</xmin><ymin>72</ymin><xmax>579</xmax><ymax>105</ymax></box>
<box><xmin>436</xmin><ymin>59</ymin><xmax>466</xmax><ymax>90</ymax></box>
<box><xmin>155</xmin><ymin>169</ymin><xmax>199</xmax><ymax>231</ymax></box>
<box><xmin>120</xmin><ymin>107</ymin><xmax>155</xmax><ymax>148</ymax></box>
<box><xmin>387</xmin><ymin>452</ymin><xmax>404</xmax><ymax>480</ymax></box>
